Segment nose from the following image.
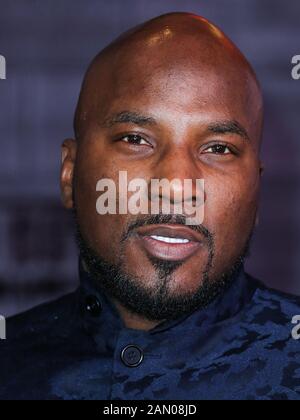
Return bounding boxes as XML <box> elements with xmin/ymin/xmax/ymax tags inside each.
<box><xmin>148</xmin><ymin>147</ymin><xmax>205</xmax><ymax>212</ymax></box>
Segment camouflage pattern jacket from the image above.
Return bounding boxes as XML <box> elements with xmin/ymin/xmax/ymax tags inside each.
<box><xmin>0</xmin><ymin>263</ymin><xmax>300</xmax><ymax>400</ymax></box>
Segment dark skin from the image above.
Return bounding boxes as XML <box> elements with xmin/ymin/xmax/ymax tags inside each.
<box><xmin>60</xmin><ymin>13</ymin><xmax>264</xmax><ymax>331</ymax></box>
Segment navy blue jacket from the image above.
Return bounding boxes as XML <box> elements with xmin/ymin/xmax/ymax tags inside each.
<box><xmin>0</xmin><ymin>263</ymin><xmax>300</xmax><ymax>400</ymax></box>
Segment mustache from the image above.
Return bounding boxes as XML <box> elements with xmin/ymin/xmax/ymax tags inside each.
<box><xmin>122</xmin><ymin>213</ymin><xmax>213</xmax><ymax>243</ymax></box>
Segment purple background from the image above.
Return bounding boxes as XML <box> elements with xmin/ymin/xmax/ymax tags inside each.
<box><xmin>0</xmin><ymin>0</ymin><xmax>300</xmax><ymax>317</ymax></box>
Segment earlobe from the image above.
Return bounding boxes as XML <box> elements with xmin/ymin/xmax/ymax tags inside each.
<box><xmin>60</xmin><ymin>139</ymin><xmax>77</xmax><ymax>209</ymax></box>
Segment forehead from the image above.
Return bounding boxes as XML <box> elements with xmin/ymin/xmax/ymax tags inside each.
<box><xmin>82</xmin><ymin>38</ymin><xmax>262</xmax><ymax>143</ymax></box>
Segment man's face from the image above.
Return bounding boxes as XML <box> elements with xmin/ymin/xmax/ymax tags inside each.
<box><xmin>62</xmin><ymin>39</ymin><xmax>262</xmax><ymax>321</ymax></box>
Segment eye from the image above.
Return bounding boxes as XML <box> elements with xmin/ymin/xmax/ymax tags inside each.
<box><xmin>204</xmin><ymin>144</ymin><xmax>232</xmax><ymax>155</ymax></box>
<box><xmin>120</xmin><ymin>134</ymin><xmax>150</xmax><ymax>146</ymax></box>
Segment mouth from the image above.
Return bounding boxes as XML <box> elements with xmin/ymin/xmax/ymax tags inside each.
<box><xmin>135</xmin><ymin>224</ymin><xmax>203</xmax><ymax>262</ymax></box>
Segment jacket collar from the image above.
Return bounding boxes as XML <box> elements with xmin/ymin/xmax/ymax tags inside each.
<box><xmin>78</xmin><ymin>257</ymin><xmax>257</xmax><ymax>338</ymax></box>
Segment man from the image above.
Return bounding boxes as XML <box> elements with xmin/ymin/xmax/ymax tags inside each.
<box><xmin>0</xmin><ymin>12</ymin><xmax>299</xmax><ymax>400</ymax></box>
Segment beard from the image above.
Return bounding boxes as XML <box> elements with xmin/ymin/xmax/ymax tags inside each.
<box><xmin>74</xmin><ymin>211</ymin><xmax>252</xmax><ymax>322</ymax></box>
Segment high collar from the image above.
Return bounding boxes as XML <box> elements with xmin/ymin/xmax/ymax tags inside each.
<box><xmin>78</xmin><ymin>258</ymin><xmax>257</xmax><ymax>338</ymax></box>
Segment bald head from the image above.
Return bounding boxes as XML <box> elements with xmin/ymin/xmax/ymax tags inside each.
<box><xmin>74</xmin><ymin>12</ymin><xmax>263</xmax><ymax>147</ymax></box>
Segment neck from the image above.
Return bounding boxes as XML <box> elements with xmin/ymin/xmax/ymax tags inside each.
<box><xmin>112</xmin><ymin>298</ymin><xmax>163</xmax><ymax>331</ymax></box>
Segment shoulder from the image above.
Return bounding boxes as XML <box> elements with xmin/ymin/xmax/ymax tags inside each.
<box><xmin>0</xmin><ymin>290</ymin><xmax>83</xmax><ymax>399</ymax></box>
<box><xmin>212</xmin><ymin>274</ymin><xmax>300</xmax><ymax>399</ymax></box>
<box><xmin>245</xmin><ymin>274</ymin><xmax>300</xmax><ymax>397</ymax></box>
<box><xmin>245</xmin><ymin>272</ymin><xmax>300</xmax><ymax>325</ymax></box>
<box><xmin>0</xmin><ymin>290</ymin><xmax>80</xmax><ymax>386</ymax></box>
<box><xmin>3</xmin><ymin>289</ymin><xmax>80</xmax><ymax>344</ymax></box>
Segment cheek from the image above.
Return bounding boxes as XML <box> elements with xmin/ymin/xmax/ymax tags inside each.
<box><xmin>73</xmin><ymin>148</ymin><xmax>122</xmax><ymax>259</ymax></box>
<box><xmin>202</xmin><ymin>171</ymin><xmax>260</xmax><ymax>275</ymax></box>
<box><xmin>204</xmin><ymin>171</ymin><xmax>260</xmax><ymax>241</ymax></box>
<box><xmin>74</xmin><ymin>146</ymin><xmax>150</xmax><ymax>262</ymax></box>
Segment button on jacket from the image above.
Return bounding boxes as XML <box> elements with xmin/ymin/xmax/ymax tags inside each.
<box><xmin>0</xmin><ymin>261</ymin><xmax>300</xmax><ymax>400</ymax></box>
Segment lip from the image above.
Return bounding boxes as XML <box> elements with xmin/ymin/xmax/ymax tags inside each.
<box><xmin>135</xmin><ymin>224</ymin><xmax>203</xmax><ymax>261</ymax></box>
<box><xmin>137</xmin><ymin>224</ymin><xmax>203</xmax><ymax>242</ymax></box>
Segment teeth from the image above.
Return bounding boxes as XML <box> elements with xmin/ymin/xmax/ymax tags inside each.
<box><xmin>150</xmin><ymin>235</ymin><xmax>190</xmax><ymax>244</ymax></box>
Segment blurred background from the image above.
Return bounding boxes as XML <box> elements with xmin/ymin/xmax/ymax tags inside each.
<box><xmin>0</xmin><ymin>0</ymin><xmax>300</xmax><ymax>317</ymax></box>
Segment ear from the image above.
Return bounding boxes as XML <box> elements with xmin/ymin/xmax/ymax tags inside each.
<box><xmin>259</xmin><ymin>160</ymin><xmax>264</xmax><ymax>177</ymax></box>
<box><xmin>60</xmin><ymin>139</ymin><xmax>77</xmax><ymax>209</ymax></box>
<box><xmin>255</xmin><ymin>161</ymin><xmax>264</xmax><ymax>227</ymax></box>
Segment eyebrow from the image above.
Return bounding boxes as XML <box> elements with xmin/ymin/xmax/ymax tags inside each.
<box><xmin>207</xmin><ymin>120</ymin><xmax>250</xmax><ymax>141</ymax></box>
<box><xmin>101</xmin><ymin>111</ymin><xmax>157</xmax><ymax>128</ymax></box>
<box><xmin>101</xmin><ymin>110</ymin><xmax>250</xmax><ymax>141</ymax></box>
